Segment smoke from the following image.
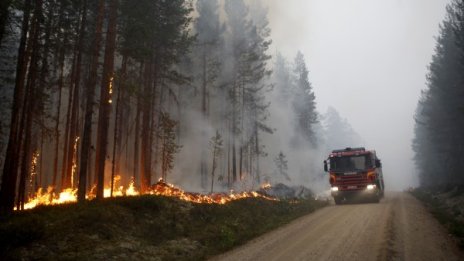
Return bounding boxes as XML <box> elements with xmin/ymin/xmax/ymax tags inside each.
<box><xmin>171</xmin><ymin>109</ymin><xmax>215</xmax><ymax>192</ymax></box>
<box><xmin>168</xmin><ymin>0</ymin><xmax>449</xmax><ymax>194</ymax></box>
<box><xmin>259</xmin><ymin>79</ymin><xmax>328</xmax><ymax>193</ymax></box>
<box><xmin>261</xmin><ymin>0</ymin><xmax>450</xmax><ymax>191</ymax></box>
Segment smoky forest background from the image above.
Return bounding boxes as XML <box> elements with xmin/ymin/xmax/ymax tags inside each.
<box><xmin>0</xmin><ymin>0</ymin><xmax>365</xmax><ymax>212</ymax></box>
<box><xmin>412</xmin><ymin>1</ymin><xmax>464</xmax><ymax>188</ymax></box>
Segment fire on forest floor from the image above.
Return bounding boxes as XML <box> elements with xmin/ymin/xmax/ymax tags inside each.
<box><xmin>0</xmin><ymin>191</ymin><xmax>327</xmax><ymax>260</ymax></box>
<box><xmin>16</xmin><ymin>177</ymin><xmax>277</xmax><ymax>210</ymax></box>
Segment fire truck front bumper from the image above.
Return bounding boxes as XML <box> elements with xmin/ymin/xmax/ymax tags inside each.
<box><xmin>331</xmin><ymin>184</ymin><xmax>379</xmax><ymax>198</ymax></box>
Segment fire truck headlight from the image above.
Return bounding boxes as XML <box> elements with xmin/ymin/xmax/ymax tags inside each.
<box><xmin>367</xmin><ymin>184</ymin><xmax>376</xmax><ymax>190</ymax></box>
<box><xmin>331</xmin><ymin>187</ymin><xmax>339</xmax><ymax>192</ymax></box>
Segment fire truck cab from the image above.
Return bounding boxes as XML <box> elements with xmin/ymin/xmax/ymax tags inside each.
<box><xmin>324</xmin><ymin>147</ymin><xmax>385</xmax><ymax>204</ymax></box>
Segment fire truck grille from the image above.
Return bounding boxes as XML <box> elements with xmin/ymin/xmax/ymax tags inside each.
<box><xmin>334</xmin><ymin>173</ymin><xmax>369</xmax><ymax>190</ymax></box>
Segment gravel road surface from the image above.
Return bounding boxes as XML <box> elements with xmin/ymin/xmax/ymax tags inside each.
<box><xmin>212</xmin><ymin>192</ymin><xmax>463</xmax><ymax>261</ymax></box>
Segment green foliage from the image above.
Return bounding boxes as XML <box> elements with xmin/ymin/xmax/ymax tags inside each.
<box><xmin>412</xmin><ymin>1</ymin><xmax>464</xmax><ymax>187</ymax></box>
<box><xmin>411</xmin><ymin>188</ymin><xmax>464</xmax><ymax>249</ymax></box>
<box><xmin>159</xmin><ymin>112</ymin><xmax>182</xmax><ymax>180</ymax></box>
<box><xmin>292</xmin><ymin>51</ymin><xmax>318</xmax><ymax>147</ymax></box>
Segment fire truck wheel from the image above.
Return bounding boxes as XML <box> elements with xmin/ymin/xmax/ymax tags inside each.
<box><xmin>334</xmin><ymin>196</ymin><xmax>343</xmax><ymax>205</ymax></box>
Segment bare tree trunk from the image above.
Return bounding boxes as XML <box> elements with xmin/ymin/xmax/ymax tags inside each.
<box><xmin>60</xmin><ymin>61</ymin><xmax>74</xmax><ymax>189</ymax></box>
<box><xmin>38</xmin><ymin>1</ymin><xmax>54</xmax><ymax>189</ymax></box>
<box><xmin>232</xmin><ymin>82</ymin><xmax>237</xmax><ymax>182</ymax></box>
<box><xmin>17</xmin><ymin>0</ymin><xmax>43</xmax><ymax>210</ymax></box>
<box><xmin>211</xmin><ymin>150</ymin><xmax>217</xmax><ymax>193</ymax></box>
<box><xmin>0</xmin><ymin>0</ymin><xmax>13</xmax><ymax>48</ymax></box>
<box><xmin>140</xmin><ymin>62</ymin><xmax>153</xmax><ymax>192</ymax></box>
<box><xmin>95</xmin><ymin>0</ymin><xmax>118</xmax><ymax>200</ymax></box>
<box><xmin>255</xmin><ymin>113</ymin><xmax>260</xmax><ymax>184</ymax></box>
<box><xmin>110</xmin><ymin>55</ymin><xmax>126</xmax><ymax>196</ymax></box>
<box><xmin>52</xmin><ymin>37</ymin><xmax>66</xmax><ymax>189</ymax></box>
<box><xmin>61</xmin><ymin>3</ymin><xmax>86</xmax><ymax>190</ymax></box>
<box><xmin>39</xmin><ymin>130</ymin><xmax>44</xmax><ymax>187</ymax></box>
<box><xmin>200</xmin><ymin>51</ymin><xmax>208</xmax><ymax>189</ymax></box>
<box><xmin>227</xmin><ymin>117</ymin><xmax>231</xmax><ymax>188</ymax></box>
<box><xmin>239</xmin><ymin>79</ymin><xmax>245</xmax><ymax>181</ymax></box>
<box><xmin>78</xmin><ymin>0</ymin><xmax>104</xmax><ymax>202</ymax></box>
<box><xmin>0</xmin><ymin>0</ymin><xmax>32</xmax><ymax>213</ymax></box>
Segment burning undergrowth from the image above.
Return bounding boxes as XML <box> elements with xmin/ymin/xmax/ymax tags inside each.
<box><xmin>16</xmin><ymin>178</ymin><xmax>277</xmax><ymax>211</ymax></box>
<box><xmin>150</xmin><ymin>179</ymin><xmax>277</xmax><ymax>204</ymax></box>
<box><xmin>0</xmin><ymin>192</ymin><xmax>327</xmax><ymax>260</ymax></box>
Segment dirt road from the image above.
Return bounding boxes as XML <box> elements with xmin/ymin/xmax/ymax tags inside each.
<box><xmin>212</xmin><ymin>192</ymin><xmax>463</xmax><ymax>261</ymax></box>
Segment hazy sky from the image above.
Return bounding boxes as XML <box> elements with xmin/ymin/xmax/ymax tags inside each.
<box><xmin>263</xmin><ymin>0</ymin><xmax>450</xmax><ymax>190</ymax></box>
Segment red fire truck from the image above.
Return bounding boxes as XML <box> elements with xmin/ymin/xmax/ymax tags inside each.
<box><xmin>324</xmin><ymin>147</ymin><xmax>385</xmax><ymax>204</ymax></box>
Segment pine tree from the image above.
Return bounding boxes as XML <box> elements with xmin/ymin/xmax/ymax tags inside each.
<box><xmin>292</xmin><ymin>51</ymin><xmax>318</xmax><ymax>147</ymax></box>
<box><xmin>0</xmin><ymin>0</ymin><xmax>32</xmax><ymax>212</ymax></box>
<box><xmin>413</xmin><ymin>1</ymin><xmax>464</xmax><ymax>186</ymax></box>
<box><xmin>224</xmin><ymin>0</ymin><xmax>272</xmax><ymax>186</ymax></box>
<box><xmin>274</xmin><ymin>151</ymin><xmax>290</xmax><ymax>181</ymax></box>
<box><xmin>159</xmin><ymin>112</ymin><xmax>181</xmax><ymax>181</ymax></box>
<box><xmin>323</xmin><ymin>107</ymin><xmax>362</xmax><ymax>149</ymax></box>
<box><xmin>195</xmin><ymin>0</ymin><xmax>223</xmax><ymax>189</ymax></box>
<box><xmin>78</xmin><ymin>0</ymin><xmax>105</xmax><ymax>202</ymax></box>
<box><xmin>273</xmin><ymin>52</ymin><xmax>293</xmax><ymax>104</ymax></box>
<box><xmin>94</xmin><ymin>0</ymin><xmax>118</xmax><ymax>200</ymax></box>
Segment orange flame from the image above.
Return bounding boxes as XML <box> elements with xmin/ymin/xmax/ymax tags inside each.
<box><xmin>149</xmin><ymin>178</ymin><xmax>276</xmax><ymax>204</ymax></box>
<box><xmin>261</xmin><ymin>182</ymin><xmax>272</xmax><ymax>190</ymax></box>
<box><xmin>16</xmin><ymin>177</ymin><xmax>275</xmax><ymax>211</ymax></box>
<box><xmin>71</xmin><ymin>137</ymin><xmax>79</xmax><ymax>189</ymax></box>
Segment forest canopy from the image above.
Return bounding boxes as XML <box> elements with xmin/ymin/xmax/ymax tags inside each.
<box><xmin>413</xmin><ymin>0</ymin><xmax>464</xmax><ymax>187</ymax></box>
<box><xmin>0</xmin><ymin>0</ymin><xmax>361</xmax><ymax>212</ymax></box>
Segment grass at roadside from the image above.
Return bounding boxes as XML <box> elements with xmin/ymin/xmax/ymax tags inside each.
<box><xmin>411</xmin><ymin>187</ymin><xmax>464</xmax><ymax>249</ymax></box>
<box><xmin>0</xmin><ymin>195</ymin><xmax>327</xmax><ymax>260</ymax></box>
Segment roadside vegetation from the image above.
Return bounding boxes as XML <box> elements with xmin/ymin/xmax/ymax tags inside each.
<box><xmin>411</xmin><ymin>187</ymin><xmax>464</xmax><ymax>249</ymax></box>
<box><xmin>411</xmin><ymin>0</ymin><xmax>464</xmax><ymax>250</ymax></box>
<box><xmin>0</xmin><ymin>195</ymin><xmax>327</xmax><ymax>260</ymax></box>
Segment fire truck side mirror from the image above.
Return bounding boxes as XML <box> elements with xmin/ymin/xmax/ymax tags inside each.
<box><xmin>323</xmin><ymin>160</ymin><xmax>328</xmax><ymax>172</ymax></box>
<box><xmin>375</xmin><ymin>159</ymin><xmax>382</xmax><ymax>168</ymax></box>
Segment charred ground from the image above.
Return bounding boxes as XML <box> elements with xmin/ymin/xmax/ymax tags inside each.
<box><xmin>0</xmin><ymin>195</ymin><xmax>327</xmax><ymax>260</ymax></box>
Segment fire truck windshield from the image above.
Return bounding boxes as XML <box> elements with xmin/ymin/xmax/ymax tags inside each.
<box><xmin>330</xmin><ymin>155</ymin><xmax>372</xmax><ymax>172</ymax></box>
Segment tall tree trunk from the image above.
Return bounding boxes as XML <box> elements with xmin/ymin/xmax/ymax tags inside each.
<box><xmin>78</xmin><ymin>0</ymin><xmax>104</xmax><ymax>202</ymax></box>
<box><xmin>232</xmin><ymin>82</ymin><xmax>237</xmax><ymax>182</ymax></box>
<box><xmin>60</xmin><ymin>55</ymin><xmax>75</xmax><ymax>189</ymax></box>
<box><xmin>110</xmin><ymin>55</ymin><xmax>126</xmax><ymax>196</ymax></box>
<box><xmin>61</xmin><ymin>3</ymin><xmax>84</xmax><ymax>190</ymax></box>
<box><xmin>95</xmin><ymin>0</ymin><xmax>118</xmax><ymax>200</ymax></box>
<box><xmin>65</xmin><ymin>0</ymin><xmax>87</xmax><ymax>189</ymax></box>
<box><xmin>38</xmin><ymin>0</ymin><xmax>54</xmax><ymax>189</ymax></box>
<box><xmin>52</xmin><ymin>46</ymin><xmax>65</xmax><ymax>189</ymax></box>
<box><xmin>133</xmin><ymin>62</ymin><xmax>143</xmax><ymax>187</ymax></box>
<box><xmin>227</xmin><ymin>117</ymin><xmax>231</xmax><ymax>188</ymax></box>
<box><xmin>200</xmin><ymin>51</ymin><xmax>208</xmax><ymax>189</ymax></box>
<box><xmin>140</xmin><ymin>62</ymin><xmax>153</xmax><ymax>192</ymax></box>
<box><xmin>239</xmin><ymin>79</ymin><xmax>245</xmax><ymax>181</ymax></box>
<box><xmin>52</xmin><ymin>1</ymin><xmax>69</xmax><ymax>189</ymax></box>
<box><xmin>0</xmin><ymin>0</ymin><xmax>32</xmax><ymax>213</ymax></box>
<box><xmin>39</xmin><ymin>130</ymin><xmax>44</xmax><ymax>187</ymax></box>
<box><xmin>17</xmin><ymin>0</ymin><xmax>43</xmax><ymax>210</ymax></box>
<box><xmin>255</xmin><ymin>121</ymin><xmax>260</xmax><ymax>184</ymax></box>
<box><xmin>0</xmin><ymin>0</ymin><xmax>13</xmax><ymax>48</ymax></box>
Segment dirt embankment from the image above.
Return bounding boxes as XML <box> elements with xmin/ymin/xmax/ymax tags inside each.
<box><xmin>212</xmin><ymin>192</ymin><xmax>464</xmax><ymax>261</ymax></box>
